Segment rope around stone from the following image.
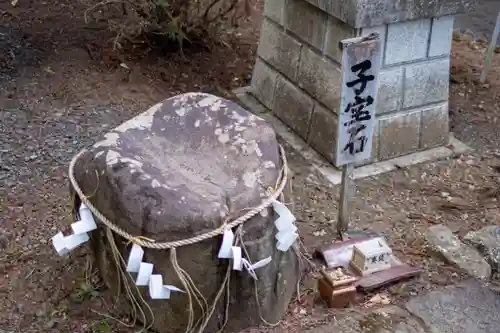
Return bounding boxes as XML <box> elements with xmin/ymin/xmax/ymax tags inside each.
<box><xmin>68</xmin><ymin>145</ymin><xmax>289</xmax><ymax>249</ymax></box>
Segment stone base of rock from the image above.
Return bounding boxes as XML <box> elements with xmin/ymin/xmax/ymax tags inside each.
<box><xmin>234</xmin><ymin>86</ymin><xmax>471</xmax><ymax>184</ymax></box>
<box><xmin>72</xmin><ymin>93</ymin><xmax>300</xmax><ymax>333</ymax></box>
<box><xmin>425</xmin><ymin>224</ymin><xmax>491</xmax><ymax>280</ymax></box>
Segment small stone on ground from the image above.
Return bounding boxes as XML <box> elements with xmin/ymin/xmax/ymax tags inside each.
<box><xmin>425</xmin><ymin>224</ymin><xmax>491</xmax><ymax>280</ymax></box>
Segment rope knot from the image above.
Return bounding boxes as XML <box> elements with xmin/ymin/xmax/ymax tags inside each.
<box><xmin>126</xmin><ymin>236</ymin><xmax>156</xmax><ymax>246</ymax></box>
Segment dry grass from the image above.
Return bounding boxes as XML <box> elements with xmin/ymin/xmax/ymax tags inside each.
<box><xmin>83</xmin><ymin>0</ymin><xmax>253</xmax><ymax>50</ymax></box>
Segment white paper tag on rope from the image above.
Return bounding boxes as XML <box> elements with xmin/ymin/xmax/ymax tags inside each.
<box><xmin>242</xmin><ymin>259</ymin><xmax>258</xmax><ymax>280</ymax></box>
<box><xmin>126</xmin><ymin>244</ymin><xmax>145</xmax><ymax>273</ymax></box>
<box><xmin>52</xmin><ymin>232</ymin><xmax>69</xmax><ymax>256</ymax></box>
<box><xmin>136</xmin><ymin>262</ymin><xmax>154</xmax><ymax>286</ymax></box>
<box><xmin>272</xmin><ymin>200</ymin><xmax>296</xmax><ymax>231</ymax></box>
<box><xmin>71</xmin><ymin>219</ymin><xmax>97</xmax><ymax>235</ymax></box>
<box><xmin>231</xmin><ymin>246</ymin><xmax>243</xmax><ymax>271</ymax></box>
<box><xmin>78</xmin><ymin>203</ymin><xmax>97</xmax><ymax>228</ymax></box>
<box><xmin>165</xmin><ymin>285</ymin><xmax>185</xmax><ymax>293</ymax></box>
<box><xmin>251</xmin><ymin>256</ymin><xmax>272</xmax><ymax>270</ymax></box>
<box><xmin>275</xmin><ymin>226</ymin><xmax>298</xmax><ymax>243</ymax></box>
<box><xmin>218</xmin><ymin>228</ymin><xmax>235</xmax><ymax>259</ymax></box>
<box><xmin>149</xmin><ymin>274</ymin><xmax>170</xmax><ymax>299</ymax></box>
<box><xmin>277</xmin><ymin>232</ymin><xmax>299</xmax><ymax>252</ymax></box>
<box><xmin>64</xmin><ymin>232</ymin><xmax>89</xmax><ymax>251</ymax></box>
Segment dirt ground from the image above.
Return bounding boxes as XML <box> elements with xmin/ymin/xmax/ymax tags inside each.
<box><xmin>1</xmin><ymin>0</ymin><xmax>500</xmax><ymax>332</ymax></box>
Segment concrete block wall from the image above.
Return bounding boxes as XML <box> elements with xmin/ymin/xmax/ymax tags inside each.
<box><xmin>251</xmin><ymin>0</ymin><xmax>455</xmax><ymax>166</ymax></box>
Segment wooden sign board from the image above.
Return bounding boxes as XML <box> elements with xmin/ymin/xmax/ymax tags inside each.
<box><xmin>335</xmin><ymin>33</ymin><xmax>382</xmax><ymax>167</ymax></box>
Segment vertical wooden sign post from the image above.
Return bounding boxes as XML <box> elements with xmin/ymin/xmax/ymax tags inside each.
<box><xmin>335</xmin><ymin>33</ymin><xmax>382</xmax><ymax>240</ymax></box>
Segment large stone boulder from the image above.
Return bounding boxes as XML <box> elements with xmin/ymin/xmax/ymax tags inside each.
<box><xmin>71</xmin><ymin>93</ymin><xmax>300</xmax><ymax>333</ymax></box>
<box><xmin>425</xmin><ymin>224</ymin><xmax>491</xmax><ymax>280</ymax></box>
<box><xmin>464</xmin><ymin>226</ymin><xmax>500</xmax><ymax>274</ymax></box>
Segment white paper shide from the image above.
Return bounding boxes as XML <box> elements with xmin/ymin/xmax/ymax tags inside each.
<box><xmin>51</xmin><ymin>203</ymin><xmax>97</xmax><ymax>256</ymax></box>
<box><xmin>217</xmin><ymin>227</ymin><xmax>272</xmax><ymax>280</ymax></box>
<box><xmin>272</xmin><ymin>200</ymin><xmax>298</xmax><ymax>252</ymax></box>
<box><xmin>125</xmin><ymin>243</ymin><xmax>184</xmax><ymax>300</ymax></box>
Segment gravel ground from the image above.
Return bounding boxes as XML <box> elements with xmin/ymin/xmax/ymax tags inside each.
<box><xmin>455</xmin><ymin>0</ymin><xmax>500</xmax><ymax>43</ymax></box>
<box><xmin>1</xmin><ymin>1</ymin><xmax>500</xmax><ymax>332</ymax></box>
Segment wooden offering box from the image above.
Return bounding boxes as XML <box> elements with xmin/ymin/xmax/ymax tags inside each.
<box><xmin>317</xmin><ymin>269</ymin><xmax>359</xmax><ymax>308</ymax></box>
<box><xmin>350</xmin><ymin>238</ymin><xmax>392</xmax><ymax>276</ymax></box>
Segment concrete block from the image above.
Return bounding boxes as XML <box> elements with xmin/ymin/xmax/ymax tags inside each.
<box><xmin>376</xmin><ymin>67</ymin><xmax>403</xmax><ymax>115</ymax></box>
<box><xmin>385</xmin><ymin>19</ymin><xmax>431</xmax><ymax>65</ymax></box>
<box><xmin>360</xmin><ymin>25</ymin><xmax>386</xmax><ymax>67</ymax></box>
<box><xmin>429</xmin><ymin>15</ymin><xmax>454</xmax><ymax>57</ymax></box>
<box><xmin>302</xmin><ymin>0</ymin><xmax>477</xmax><ymax>29</ymax></box>
<box><xmin>273</xmin><ymin>75</ymin><xmax>314</xmax><ymax>139</ymax></box>
<box><xmin>420</xmin><ymin>103</ymin><xmax>450</xmax><ymax>149</ymax></box>
<box><xmin>285</xmin><ymin>0</ymin><xmax>327</xmax><ymax>50</ymax></box>
<box><xmin>297</xmin><ymin>46</ymin><xmax>342</xmax><ymax>112</ymax></box>
<box><xmin>324</xmin><ymin>16</ymin><xmax>356</xmax><ymax>63</ymax></box>
<box><xmin>264</xmin><ymin>0</ymin><xmax>285</xmax><ymax>25</ymax></box>
<box><xmin>404</xmin><ymin>58</ymin><xmax>450</xmax><ymax>108</ymax></box>
<box><xmin>257</xmin><ymin>19</ymin><xmax>302</xmax><ymax>81</ymax></box>
<box><xmin>233</xmin><ymin>86</ymin><xmax>269</xmax><ymax>114</ymax></box>
<box><xmin>251</xmin><ymin>58</ymin><xmax>278</xmax><ymax>110</ymax></box>
<box><xmin>307</xmin><ymin>103</ymin><xmax>338</xmax><ymax>163</ymax></box>
<box><xmin>379</xmin><ymin>111</ymin><xmax>420</xmax><ymax>159</ymax></box>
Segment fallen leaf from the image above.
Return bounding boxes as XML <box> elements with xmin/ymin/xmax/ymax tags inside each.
<box><xmin>43</xmin><ymin>66</ymin><xmax>55</xmax><ymax>74</ymax></box>
<box><xmin>366</xmin><ymin>293</ymin><xmax>391</xmax><ymax>306</ymax></box>
<box><xmin>313</xmin><ymin>229</ymin><xmax>327</xmax><ymax>237</ymax></box>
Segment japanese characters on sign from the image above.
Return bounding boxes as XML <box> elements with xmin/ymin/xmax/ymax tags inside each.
<box><xmin>335</xmin><ymin>33</ymin><xmax>381</xmax><ymax>167</ymax></box>
<box><xmin>369</xmin><ymin>253</ymin><xmax>387</xmax><ymax>264</ymax></box>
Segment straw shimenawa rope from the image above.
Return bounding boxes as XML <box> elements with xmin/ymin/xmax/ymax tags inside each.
<box><xmin>69</xmin><ymin>145</ymin><xmax>288</xmax><ymax>249</ymax></box>
<box><xmin>69</xmin><ymin>144</ymin><xmax>294</xmax><ymax>333</ymax></box>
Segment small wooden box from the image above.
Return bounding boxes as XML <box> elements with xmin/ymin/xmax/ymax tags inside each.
<box><xmin>317</xmin><ymin>272</ymin><xmax>358</xmax><ymax>308</ymax></box>
<box><xmin>350</xmin><ymin>238</ymin><xmax>392</xmax><ymax>276</ymax></box>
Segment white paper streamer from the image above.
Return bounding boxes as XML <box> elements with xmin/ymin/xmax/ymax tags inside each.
<box><xmin>231</xmin><ymin>246</ymin><xmax>243</xmax><ymax>271</ymax></box>
<box><xmin>218</xmin><ymin>228</ymin><xmax>234</xmax><ymax>259</ymax></box>
<box><xmin>149</xmin><ymin>275</ymin><xmax>170</xmax><ymax>299</ymax></box>
<box><xmin>272</xmin><ymin>200</ymin><xmax>298</xmax><ymax>252</ymax></box>
<box><xmin>79</xmin><ymin>203</ymin><xmax>96</xmax><ymax>226</ymax></box>
<box><xmin>122</xmin><ymin>243</ymin><xmax>185</xmax><ymax>300</ymax></box>
<box><xmin>135</xmin><ymin>262</ymin><xmax>153</xmax><ymax>286</ymax></box>
<box><xmin>277</xmin><ymin>232</ymin><xmax>298</xmax><ymax>252</ymax></box>
<box><xmin>241</xmin><ymin>256</ymin><xmax>272</xmax><ymax>280</ymax></box>
<box><xmin>136</xmin><ymin>262</ymin><xmax>154</xmax><ymax>286</ymax></box>
<box><xmin>251</xmin><ymin>256</ymin><xmax>272</xmax><ymax>270</ymax></box>
<box><xmin>272</xmin><ymin>200</ymin><xmax>296</xmax><ymax>231</ymax></box>
<box><xmin>275</xmin><ymin>225</ymin><xmax>298</xmax><ymax>243</ymax></box>
<box><xmin>65</xmin><ymin>232</ymin><xmax>90</xmax><ymax>251</ymax></box>
<box><xmin>70</xmin><ymin>220</ymin><xmax>96</xmax><ymax>235</ymax></box>
<box><xmin>165</xmin><ymin>285</ymin><xmax>185</xmax><ymax>293</ymax></box>
<box><xmin>51</xmin><ymin>203</ymin><xmax>97</xmax><ymax>256</ymax></box>
<box><xmin>126</xmin><ymin>243</ymin><xmax>145</xmax><ymax>273</ymax></box>
<box><xmin>242</xmin><ymin>259</ymin><xmax>258</xmax><ymax>280</ymax></box>
<box><xmin>52</xmin><ymin>232</ymin><xmax>70</xmax><ymax>256</ymax></box>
